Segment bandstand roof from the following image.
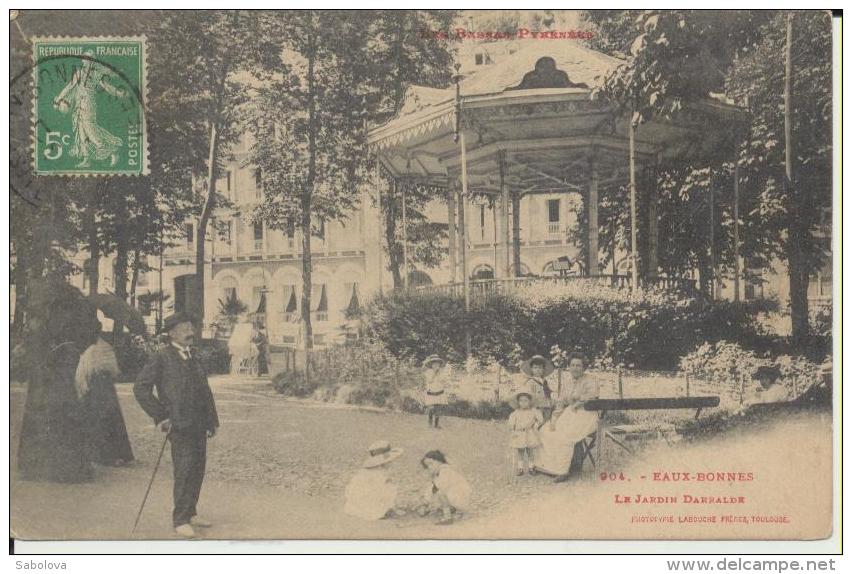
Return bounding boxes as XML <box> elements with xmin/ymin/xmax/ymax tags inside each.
<box><xmin>368</xmin><ymin>40</ymin><xmax>745</xmax><ymax>196</ymax></box>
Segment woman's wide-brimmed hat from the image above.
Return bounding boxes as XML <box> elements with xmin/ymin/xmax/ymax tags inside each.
<box><xmin>509</xmin><ymin>391</ymin><xmax>534</xmax><ymax>409</ymax></box>
<box><xmin>423</xmin><ymin>354</ymin><xmax>445</xmax><ymax>368</ymax></box>
<box><xmin>520</xmin><ymin>355</ymin><xmax>555</xmax><ymax>377</ymax></box>
<box><xmin>752</xmin><ymin>365</ymin><xmax>782</xmax><ymax>381</ymax></box>
<box><xmin>362</xmin><ymin>440</ymin><xmax>404</xmax><ymax>469</ymax></box>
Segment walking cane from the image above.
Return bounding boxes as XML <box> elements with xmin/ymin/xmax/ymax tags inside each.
<box><xmin>132</xmin><ymin>430</ymin><xmax>170</xmax><ymax>535</ymax></box>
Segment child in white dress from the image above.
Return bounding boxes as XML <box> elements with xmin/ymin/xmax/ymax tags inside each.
<box><xmin>508</xmin><ymin>392</ymin><xmax>544</xmax><ymax>475</ymax></box>
<box><xmin>422</xmin><ymin>355</ymin><xmax>448</xmax><ymax>429</ymax></box>
<box><xmin>344</xmin><ymin>440</ymin><xmax>403</xmax><ymax>521</ymax></box>
<box><xmin>420</xmin><ymin>450</ymin><xmax>471</xmax><ymax>525</ymax></box>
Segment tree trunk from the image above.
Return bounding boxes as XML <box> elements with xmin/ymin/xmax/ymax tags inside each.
<box><xmin>194</xmin><ymin>11</ymin><xmax>236</xmax><ymax>325</ymax></box>
<box><xmin>696</xmin><ymin>251</ymin><xmax>712</xmax><ymax>297</ymax></box>
<box><xmin>300</xmin><ymin>196</ymin><xmax>314</xmax><ymax>382</ymax></box>
<box><xmin>86</xmin><ymin>198</ymin><xmax>100</xmax><ymax>296</ymax></box>
<box><xmin>788</xmin><ymin>226</ymin><xmax>810</xmax><ymax>344</ymax></box>
<box><xmin>300</xmin><ymin>44</ymin><xmax>317</xmax><ymax>385</ymax></box>
<box><xmin>196</xmin><ymin>124</ymin><xmax>219</xmax><ymax>324</ymax></box>
<box><xmin>113</xmin><ymin>234</ymin><xmax>129</xmax><ymax>343</ymax></box>
<box><xmin>12</xmin><ymin>249</ymin><xmax>27</xmax><ymax>336</ymax></box>
<box><xmin>383</xmin><ymin>181</ymin><xmax>403</xmax><ymax>289</ymax></box>
<box><xmin>129</xmin><ymin>248</ymin><xmax>140</xmax><ymax>307</ymax></box>
<box><xmin>783</xmin><ymin>14</ymin><xmax>809</xmax><ymax>344</ymax></box>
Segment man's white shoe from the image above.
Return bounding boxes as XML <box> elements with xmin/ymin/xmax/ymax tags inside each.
<box><xmin>190</xmin><ymin>516</ymin><xmax>212</xmax><ymax>528</ymax></box>
<box><xmin>174</xmin><ymin>524</ymin><xmax>197</xmax><ymax>538</ymax></box>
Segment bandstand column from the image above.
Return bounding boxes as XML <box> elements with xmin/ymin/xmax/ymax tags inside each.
<box><xmin>456</xmin><ymin>184</ymin><xmax>468</xmax><ymax>303</ymax></box>
<box><xmin>401</xmin><ymin>180</ymin><xmax>409</xmax><ymax>290</ymax></box>
<box><xmin>459</xmin><ymin>129</ymin><xmax>471</xmax><ymax>315</ymax></box>
<box><xmin>447</xmin><ymin>190</ymin><xmax>457</xmax><ymax>284</ymax></box>
<box><xmin>587</xmin><ymin>156</ymin><xmax>600</xmax><ymax>276</ymax></box>
<box><xmin>511</xmin><ymin>189</ymin><xmax>521</xmax><ymax>277</ymax></box>
<box><xmin>499</xmin><ymin>150</ymin><xmax>511</xmax><ymax>279</ymax></box>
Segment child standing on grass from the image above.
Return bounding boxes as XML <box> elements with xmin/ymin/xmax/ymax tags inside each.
<box><xmin>422</xmin><ymin>355</ymin><xmax>447</xmax><ymax>429</ymax></box>
<box><xmin>508</xmin><ymin>392</ymin><xmax>543</xmax><ymax>476</ymax></box>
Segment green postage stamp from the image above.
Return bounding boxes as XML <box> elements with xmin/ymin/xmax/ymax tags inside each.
<box><xmin>32</xmin><ymin>37</ymin><xmax>148</xmax><ymax>176</ymax></box>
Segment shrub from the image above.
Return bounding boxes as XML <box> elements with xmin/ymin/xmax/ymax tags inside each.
<box><xmin>194</xmin><ymin>338</ymin><xmax>231</xmax><ymax>375</ymax></box>
<box><xmin>272</xmin><ymin>369</ymin><xmax>318</xmax><ymax>398</ymax></box>
<box><xmin>271</xmin><ymin>340</ymin><xmax>422</xmax><ymax>408</ymax></box>
<box><xmin>442</xmin><ymin>399</ymin><xmax>514</xmax><ymax>421</ymax></box>
<box><xmin>362</xmin><ymin>281</ymin><xmax>775</xmax><ymax>371</ymax></box>
<box><xmin>679</xmin><ymin>340</ymin><xmax>823</xmax><ymax>395</ymax></box>
<box><xmin>93</xmin><ymin>334</ymin><xmax>231</xmax><ymax>382</ymax></box>
<box><xmin>114</xmin><ymin>335</ymin><xmax>152</xmax><ymax>379</ymax></box>
<box><xmin>361</xmin><ymin>291</ymin><xmax>467</xmax><ymax>364</ymax></box>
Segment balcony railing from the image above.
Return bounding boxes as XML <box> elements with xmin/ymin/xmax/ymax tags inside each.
<box><xmin>417</xmin><ymin>275</ymin><xmax>698</xmax><ymax>299</ymax></box>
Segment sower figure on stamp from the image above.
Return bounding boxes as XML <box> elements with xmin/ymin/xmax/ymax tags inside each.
<box><xmin>134</xmin><ymin>313</ymin><xmax>219</xmax><ymax>538</ymax></box>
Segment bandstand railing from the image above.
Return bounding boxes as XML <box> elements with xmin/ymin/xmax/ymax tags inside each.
<box><xmin>417</xmin><ymin>275</ymin><xmax>698</xmax><ymax>298</ymax></box>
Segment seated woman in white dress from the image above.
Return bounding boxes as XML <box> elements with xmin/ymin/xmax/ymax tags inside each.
<box><xmin>745</xmin><ymin>365</ymin><xmax>790</xmax><ymax>405</ymax></box>
<box><xmin>344</xmin><ymin>440</ymin><xmax>403</xmax><ymax>520</ymax></box>
<box><xmin>535</xmin><ymin>352</ymin><xmax>600</xmax><ymax>482</ymax></box>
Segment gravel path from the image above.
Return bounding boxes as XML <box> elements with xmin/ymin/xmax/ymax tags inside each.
<box><xmin>11</xmin><ymin>377</ymin><xmax>566</xmax><ymax>539</ymax></box>
<box><xmin>11</xmin><ymin>378</ymin><xmax>831</xmax><ymax>540</ymax></box>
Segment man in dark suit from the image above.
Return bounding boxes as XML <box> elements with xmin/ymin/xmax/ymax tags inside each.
<box><xmin>134</xmin><ymin>313</ymin><xmax>219</xmax><ymax>538</ymax></box>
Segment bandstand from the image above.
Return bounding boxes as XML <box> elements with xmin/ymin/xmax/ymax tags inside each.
<box><xmin>367</xmin><ymin>41</ymin><xmax>744</xmax><ymax>303</ymax></box>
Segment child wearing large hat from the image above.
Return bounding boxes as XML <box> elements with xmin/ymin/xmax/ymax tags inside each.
<box><xmin>343</xmin><ymin>440</ymin><xmax>404</xmax><ymax>521</ymax></box>
<box><xmin>519</xmin><ymin>354</ymin><xmax>556</xmax><ymax>416</ymax></box>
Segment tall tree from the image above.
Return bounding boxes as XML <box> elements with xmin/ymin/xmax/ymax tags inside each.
<box><xmin>727</xmin><ymin>11</ymin><xmax>832</xmax><ymax>342</ymax></box>
<box><xmin>364</xmin><ymin>10</ymin><xmax>458</xmax><ymax>288</ymax></box>
<box><xmin>585</xmin><ymin>10</ymin><xmax>832</xmax><ymax>340</ymax></box>
<box><xmin>250</xmin><ymin>11</ymin><xmax>370</xmax><ymax>374</ymax></box>
<box><xmin>149</xmin><ymin>10</ymin><xmax>250</xmax><ymax>321</ymax></box>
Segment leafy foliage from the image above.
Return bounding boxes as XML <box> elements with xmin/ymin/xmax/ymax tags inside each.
<box><xmin>584</xmin><ymin>10</ymin><xmax>833</xmax><ymax>341</ymax></box>
<box><xmin>362</xmin><ymin>281</ymin><xmax>779</xmax><ymax>370</ymax></box>
<box><xmin>218</xmin><ymin>290</ymin><xmax>248</xmax><ymax>317</ymax></box>
<box><xmin>679</xmin><ymin>340</ymin><xmax>822</xmax><ymax>391</ymax></box>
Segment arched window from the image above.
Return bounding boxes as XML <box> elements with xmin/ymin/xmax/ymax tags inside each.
<box><xmin>344</xmin><ymin>282</ymin><xmax>360</xmax><ymax>317</ymax></box>
<box><xmin>220</xmin><ymin>276</ymin><xmax>238</xmax><ymax>304</ymax></box>
<box><xmin>471</xmin><ymin>264</ymin><xmax>494</xmax><ymax>280</ymax></box>
<box><xmin>311</xmin><ymin>283</ymin><xmax>328</xmax><ymax>322</ymax></box>
<box><xmin>281</xmin><ymin>283</ymin><xmax>298</xmax><ymax>322</ymax></box>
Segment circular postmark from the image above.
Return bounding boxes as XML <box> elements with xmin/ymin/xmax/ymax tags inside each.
<box><xmin>11</xmin><ymin>36</ymin><xmax>149</xmax><ymax>207</ymax></box>
<box><xmin>31</xmin><ymin>37</ymin><xmax>147</xmax><ymax>178</ymax></box>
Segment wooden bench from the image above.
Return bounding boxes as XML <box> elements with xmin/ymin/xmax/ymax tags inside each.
<box><xmin>581</xmin><ymin>396</ymin><xmax>721</xmax><ymax>463</ymax></box>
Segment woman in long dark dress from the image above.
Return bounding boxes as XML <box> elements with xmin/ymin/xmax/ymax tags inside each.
<box><xmin>76</xmin><ymin>323</ymin><xmax>134</xmax><ymax>466</ymax></box>
<box><xmin>17</xmin><ymin>279</ymin><xmax>98</xmax><ymax>483</ymax></box>
<box><xmin>251</xmin><ymin>324</ymin><xmax>269</xmax><ymax>376</ymax></box>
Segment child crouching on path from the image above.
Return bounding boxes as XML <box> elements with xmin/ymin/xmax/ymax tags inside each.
<box><xmin>508</xmin><ymin>392</ymin><xmax>543</xmax><ymax>475</ymax></box>
<box><xmin>343</xmin><ymin>440</ymin><xmax>404</xmax><ymax>521</ymax></box>
<box><xmin>419</xmin><ymin>450</ymin><xmax>472</xmax><ymax>525</ymax></box>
